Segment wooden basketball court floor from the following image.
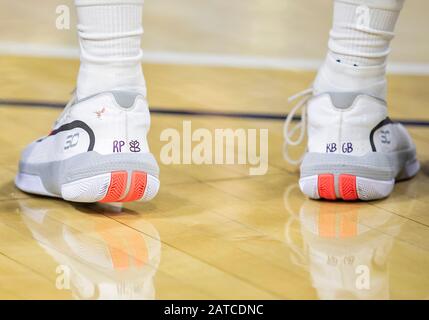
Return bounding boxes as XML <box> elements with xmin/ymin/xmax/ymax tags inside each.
<box><xmin>0</xmin><ymin>0</ymin><xmax>428</xmax><ymax>299</ymax></box>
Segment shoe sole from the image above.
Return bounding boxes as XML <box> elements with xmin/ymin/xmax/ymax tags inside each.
<box><xmin>62</xmin><ymin>170</ymin><xmax>159</xmax><ymax>202</ymax></box>
<box><xmin>16</xmin><ymin>151</ymin><xmax>160</xmax><ymax>203</ymax></box>
<box><xmin>16</xmin><ymin>170</ymin><xmax>160</xmax><ymax>203</ymax></box>
<box><xmin>299</xmin><ymin>174</ymin><xmax>395</xmax><ymax>201</ymax></box>
<box><xmin>299</xmin><ymin>152</ymin><xmax>419</xmax><ymax>201</ymax></box>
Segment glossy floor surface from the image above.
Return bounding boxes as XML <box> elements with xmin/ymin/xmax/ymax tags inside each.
<box><xmin>0</xmin><ymin>1</ymin><xmax>429</xmax><ymax>300</ymax></box>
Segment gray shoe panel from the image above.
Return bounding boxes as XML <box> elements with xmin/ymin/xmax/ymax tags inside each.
<box><xmin>76</xmin><ymin>90</ymin><xmax>143</xmax><ymax>109</ymax></box>
<box><xmin>327</xmin><ymin>92</ymin><xmax>386</xmax><ymax>110</ymax></box>
<box><xmin>300</xmin><ymin>149</ymin><xmax>416</xmax><ymax>181</ymax></box>
<box><xmin>19</xmin><ymin>151</ymin><xmax>159</xmax><ymax>195</ymax></box>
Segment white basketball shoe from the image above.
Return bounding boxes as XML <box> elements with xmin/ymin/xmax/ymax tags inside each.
<box><xmin>284</xmin><ymin>91</ymin><xmax>419</xmax><ymax>201</ymax></box>
<box><xmin>15</xmin><ymin>91</ymin><xmax>160</xmax><ymax>203</ymax></box>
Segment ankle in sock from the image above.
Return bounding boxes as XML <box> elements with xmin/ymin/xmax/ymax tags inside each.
<box><xmin>75</xmin><ymin>0</ymin><xmax>146</xmax><ymax>100</ymax></box>
<box><xmin>314</xmin><ymin>0</ymin><xmax>404</xmax><ymax>99</ymax></box>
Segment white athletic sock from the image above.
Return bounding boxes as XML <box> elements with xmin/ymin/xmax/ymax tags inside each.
<box><xmin>314</xmin><ymin>0</ymin><xmax>405</xmax><ymax>99</ymax></box>
<box><xmin>74</xmin><ymin>0</ymin><xmax>146</xmax><ymax>100</ymax></box>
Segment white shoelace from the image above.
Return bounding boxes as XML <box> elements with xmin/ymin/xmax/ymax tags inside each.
<box><xmin>283</xmin><ymin>88</ymin><xmax>313</xmax><ymax>165</ymax></box>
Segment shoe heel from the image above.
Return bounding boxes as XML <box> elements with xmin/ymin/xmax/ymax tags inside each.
<box><xmin>299</xmin><ymin>152</ymin><xmax>397</xmax><ymax>200</ymax></box>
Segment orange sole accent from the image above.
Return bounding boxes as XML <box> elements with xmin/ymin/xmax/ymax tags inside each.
<box><xmin>318</xmin><ymin>174</ymin><xmax>336</xmax><ymax>200</ymax></box>
<box><xmin>121</xmin><ymin>171</ymin><xmax>147</xmax><ymax>202</ymax></box>
<box><xmin>339</xmin><ymin>174</ymin><xmax>358</xmax><ymax>201</ymax></box>
<box><xmin>100</xmin><ymin>171</ymin><xmax>127</xmax><ymax>203</ymax></box>
<box><xmin>99</xmin><ymin>171</ymin><xmax>148</xmax><ymax>203</ymax></box>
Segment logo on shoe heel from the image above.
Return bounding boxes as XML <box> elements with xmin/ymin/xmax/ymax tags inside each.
<box><xmin>94</xmin><ymin>107</ymin><xmax>106</xmax><ymax>119</ymax></box>
<box><xmin>380</xmin><ymin>130</ymin><xmax>391</xmax><ymax>144</ymax></box>
<box><xmin>64</xmin><ymin>133</ymin><xmax>79</xmax><ymax>150</ymax></box>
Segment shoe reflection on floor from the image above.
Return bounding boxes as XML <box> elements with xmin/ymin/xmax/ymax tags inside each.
<box><xmin>283</xmin><ymin>184</ymin><xmax>404</xmax><ymax>300</ymax></box>
<box><xmin>18</xmin><ymin>200</ymin><xmax>161</xmax><ymax>300</ymax></box>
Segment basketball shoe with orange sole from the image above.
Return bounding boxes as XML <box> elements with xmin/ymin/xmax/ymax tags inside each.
<box><xmin>284</xmin><ymin>91</ymin><xmax>419</xmax><ymax>201</ymax></box>
<box><xmin>15</xmin><ymin>91</ymin><xmax>160</xmax><ymax>203</ymax></box>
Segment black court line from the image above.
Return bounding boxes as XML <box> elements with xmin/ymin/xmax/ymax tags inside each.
<box><xmin>1</xmin><ymin>98</ymin><xmax>429</xmax><ymax>127</ymax></box>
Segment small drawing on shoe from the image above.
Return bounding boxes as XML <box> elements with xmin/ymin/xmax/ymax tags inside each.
<box><xmin>95</xmin><ymin>107</ymin><xmax>106</xmax><ymax>119</ymax></box>
<box><xmin>129</xmin><ymin>140</ymin><xmax>141</xmax><ymax>152</ymax></box>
